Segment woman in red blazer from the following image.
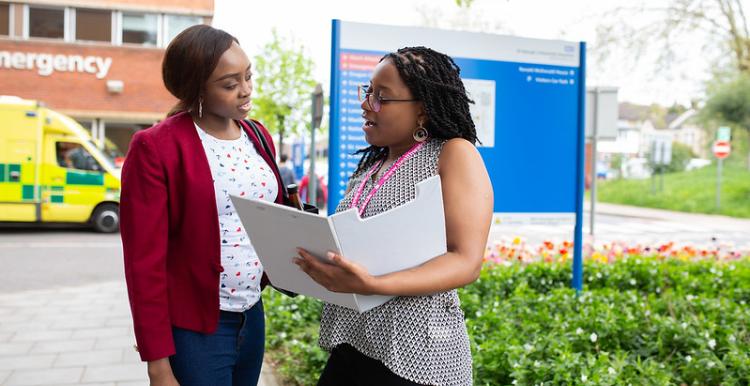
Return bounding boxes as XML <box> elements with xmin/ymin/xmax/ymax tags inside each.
<box><xmin>120</xmin><ymin>25</ymin><xmax>283</xmax><ymax>386</ymax></box>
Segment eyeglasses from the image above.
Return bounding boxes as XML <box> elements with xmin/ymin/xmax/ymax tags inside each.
<box><xmin>357</xmin><ymin>84</ymin><xmax>418</xmax><ymax>112</ymax></box>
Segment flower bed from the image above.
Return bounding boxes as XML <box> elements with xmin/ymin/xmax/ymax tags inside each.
<box><xmin>264</xmin><ymin>245</ymin><xmax>750</xmax><ymax>385</ymax></box>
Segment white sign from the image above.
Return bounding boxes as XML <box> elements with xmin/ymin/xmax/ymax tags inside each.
<box><xmin>463</xmin><ymin>78</ymin><xmax>496</xmax><ymax>147</ymax></box>
<box><xmin>585</xmin><ymin>87</ymin><xmax>618</xmax><ymax>140</ymax></box>
<box><xmin>0</xmin><ymin>51</ymin><xmax>112</xmax><ymax>79</ymax></box>
<box><xmin>340</xmin><ymin>22</ymin><xmax>580</xmax><ymax>67</ymax></box>
<box><xmin>651</xmin><ymin>136</ymin><xmax>672</xmax><ymax>165</ymax></box>
<box><xmin>713</xmin><ymin>140</ymin><xmax>731</xmax><ymax>159</ymax></box>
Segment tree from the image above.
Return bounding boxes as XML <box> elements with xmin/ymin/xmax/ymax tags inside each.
<box><xmin>597</xmin><ymin>1</ymin><xmax>750</xmax><ymax>168</ymax></box>
<box><xmin>252</xmin><ymin>30</ymin><xmax>317</xmax><ymax>154</ymax></box>
<box><xmin>596</xmin><ymin>0</ymin><xmax>750</xmax><ymax>75</ymax></box>
<box><xmin>454</xmin><ymin>0</ymin><xmax>474</xmax><ymax>7</ymax></box>
<box><xmin>418</xmin><ymin>0</ymin><xmax>507</xmax><ymax>33</ymax></box>
<box><xmin>702</xmin><ymin>73</ymin><xmax>750</xmax><ymax>168</ymax></box>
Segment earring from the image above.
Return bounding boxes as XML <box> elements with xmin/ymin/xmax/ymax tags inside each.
<box><xmin>413</xmin><ymin>122</ymin><xmax>429</xmax><ymax>142</ymax></box>
<box><xmin>198</xmin><ymin>97</ymin><xmax>203</xmax><ymax>118</ymax></box>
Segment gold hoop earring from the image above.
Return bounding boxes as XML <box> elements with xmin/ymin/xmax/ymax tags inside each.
<box><xmin>413</xmin><ymin>122</ymin><xmax>428</xmax><ymax>142</ymax></box>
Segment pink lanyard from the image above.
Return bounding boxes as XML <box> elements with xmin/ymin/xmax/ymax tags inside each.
<box><xmin>349</xmin><ymin>142</ymin><xmax>425</xmax><ymax>216</ymax></box>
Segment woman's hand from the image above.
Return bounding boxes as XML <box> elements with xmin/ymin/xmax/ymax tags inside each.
<box><xmin>294</xmin><ymin>249</ymin><xmax>376</xmax><ymax>294</ymax></box>
<box><xmin>148</xmin><ymin>358</ymin><xmax>179</xmax><ymax>386</ymax></box>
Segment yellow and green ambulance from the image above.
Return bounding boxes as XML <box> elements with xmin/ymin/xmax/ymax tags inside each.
<box><xmin>0</xmin><ymin>96</ymin><xmax>121</xmax><ymax>232</ymax></box>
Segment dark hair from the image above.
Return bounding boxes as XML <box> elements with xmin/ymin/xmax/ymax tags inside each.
<box><xmin>354</xmin><ymin>46</ymin><xmax>478</xmax><ymax>174</ymax></box>
<box><xmin>280</xmin><ymin>154</ymin><xmax>289</xmax><ymax>163</ymax></box>
<box><xmin>162</xmin><ymin>25</ymin><xmax>239</xmax><ymax>117</ymax></box>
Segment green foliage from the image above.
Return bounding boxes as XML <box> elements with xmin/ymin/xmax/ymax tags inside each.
<box><xmin>263</xmin><ymin>291</ymin><xmax>326</xmax><ymax>386</ymax></box>
<box><xmin>464</xmin><ymin>258</ymin><xmax>750</xmax><ymax>385</ymax></box>
<box><xmin>597</xmin><ymin>163</ymin><xmax>750</xmax><ymax>218</ymax></box>
<box><xmin>647</xmin><ymin>142</ymin><xmax>695</xmax><ymax>174</ymax></box>
<box><xmin>252</xmin><ymin>30</ymin><xmax>317</xmax><ymax>145</ymax></box>
<box><xmin>660</xmin><ymin>142</ymin><xmax>696</xmax><ymax>173</ymax></box>
<box><xmin>703</xmin><ymin>74</ymin><xmax>750</xmax><ymax>132</ymax></box>
<box><xmin>701</xmin><ymin>73</ymin><xmax>750</xmax><ymax>167</ymax></box>
<box><xmin>264</xmin><ymin>258</ymin><xmax>750</xmax><ymax>385</ymax></box>
<box><xmin>609</xmin><ymin>154</ymin><xmax>624</xmax><ymax>176</ymax></box>
<box><xmin>454</xmin><ymin>0</ymin><xmax>475</xmax><ymax>7</ymax></box>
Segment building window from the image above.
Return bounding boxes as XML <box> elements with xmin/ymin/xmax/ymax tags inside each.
<box><xmin>0</xmin><ymin>3</ymin><xmax>9</xmax><ymax>36</ymax></box>
<box><xmin>76</xmin><ymin>8</ymin><xmax>111</xmax><ymax>42</ymax></box>
<box><xmin>122</xmin><ymin>12</ymin><xmax>157</xmax><ymax>46</ymax></box>
<box><xmin>29</xmin><ymin>7</ymin><xmax>65</xmax><ymax>39</ymax></box>
<box><xmin>164</xmin><ymin>15</ymin><xmax>201</xmax><ymax>45</ymax></box>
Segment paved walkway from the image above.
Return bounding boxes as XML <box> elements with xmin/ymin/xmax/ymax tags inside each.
<box><xmin>0</xmin><ymin>281</ymin><xmax>280</xmax><ymax>386</ymax></box>
<box><xmin>591</xmin><ymin>201</ymin><xmax>750</xmax><ymax>229</ymax></box>
<box><xmin>490</xmin><ymin>201</ymin><xmax>750</xmax><ymax>248</ymax></box>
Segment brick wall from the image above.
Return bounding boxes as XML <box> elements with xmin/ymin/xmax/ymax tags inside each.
<box><xmin>0</xmin><ymin>39</ymin><xmax>176</xmax><ymax>116</ymax></box>
<box><xmin>18</xmin><ymin>0</ymin><xmax>214</xmax><ymax>15</ymax></box>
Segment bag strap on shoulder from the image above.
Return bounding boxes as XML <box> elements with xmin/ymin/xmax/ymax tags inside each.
<box><xmin>243</xmin><ymin>119</ymin><xmax>289</xmax><ymax>201</ymax></box>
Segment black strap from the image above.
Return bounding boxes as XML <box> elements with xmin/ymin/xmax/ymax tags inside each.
<box><xmin>244</xmin><ymin>119</ymin><xmax>299</xmax><ymax>298</ymax></box>
<box><xmin>243</xmin><ymin>119</ymin><xmax>289</xmax><ymax>203</ymax></box>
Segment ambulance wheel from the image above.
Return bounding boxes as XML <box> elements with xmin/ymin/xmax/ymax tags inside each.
<box><xmin>91</xmin><ymin>204</ymin><xmax>120</xmax><ymax>233</ymax></box>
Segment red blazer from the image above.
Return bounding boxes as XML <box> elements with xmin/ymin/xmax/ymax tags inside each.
<box><xmin>120</xmin><ymin>111</ymin><xmax>283</xmax><ymax>361</ymax></box>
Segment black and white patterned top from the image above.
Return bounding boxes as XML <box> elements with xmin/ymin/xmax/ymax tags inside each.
<box><xmin>319</xmin><ymin>139</ymin><xmax>473</xmax><ymax>386</ymax></box>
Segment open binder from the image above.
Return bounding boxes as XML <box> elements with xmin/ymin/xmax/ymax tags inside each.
<box><xmin>231</xmin><ymin>175</ymin><xmax>446</xmax><ymax>312</ymax></box>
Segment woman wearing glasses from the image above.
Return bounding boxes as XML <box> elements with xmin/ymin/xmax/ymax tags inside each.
<box><xmin>295</xmin><ymin>46</ymin><xmax>493</xmax><ymax>386</ymax></box>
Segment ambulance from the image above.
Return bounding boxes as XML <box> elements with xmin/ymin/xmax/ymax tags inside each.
<box><xmin>0</xmin><ymin>96</ymin><xmax>121</xmax><ymax>232</ymax></box>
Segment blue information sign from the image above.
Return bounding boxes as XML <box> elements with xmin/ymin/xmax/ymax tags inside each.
<box><xmin>328</xmin><ymin>20</ymin><xmax>587</xmax><ymax>290</ymax></box>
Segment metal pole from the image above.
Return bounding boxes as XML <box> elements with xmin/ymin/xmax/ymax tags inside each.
<box><xmin>659</xmin><ymin>143</ymin><xmax>665</xmax><ymax>192</ymax></box>
<box><xmin>650</xmin><ymin>142</ymin><xmax>656</xmax><ymax>194</ymax></box>
<box><xmin>589</xmin><ymin>88</ymin><xmax>599</xmax><ymax>236</ymax></box>
<box><xmin>572</xmin><ymin>42</ymin><xmax>587</xmax><ymax>293</ymax></box>
<box><xmin>660</xmin><ymin>167</ymin><xmax>664</xmax><ymax>192</ymax></box>
<box><xmin>308</xmin><ymin>84</ymin><xmax>324</xmax><ymax>206</ymax></box>
<box><xmin>308</xmin><ymin>127</ymin><xmax>317</xmax><ymax>206</ymax></box>
<box><xmin>717</xmin><ymin>158</ymin><xmax>722</xmax><ymax>210</ymax></box>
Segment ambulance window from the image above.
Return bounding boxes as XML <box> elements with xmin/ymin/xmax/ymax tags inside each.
<box><xmin>56</xmin><ymin>142</ymin><xmax>102</xmax><ymax>172</ymax></box>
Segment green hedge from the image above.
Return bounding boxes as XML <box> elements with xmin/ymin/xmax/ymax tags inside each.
<box><xmin>264</xmin><ymin>257</ymin><xmax>750</xmax><ymax>385</ymax></box>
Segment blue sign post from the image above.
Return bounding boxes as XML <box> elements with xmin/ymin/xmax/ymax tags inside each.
<box><xmin>291</xmin><ymin>138</ymin><xmax>305</xmax><ymax>183</ymax></box>
<box><xmin>329</xmin><ymin>20</ymin><xmax>586</xmax><ymax>291</ymax></box>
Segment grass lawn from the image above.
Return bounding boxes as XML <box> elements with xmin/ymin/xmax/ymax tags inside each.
<box><xmin>596</xmin><ymin>163</ymin><xmax>750</xmax><ymax>218</ymax></box>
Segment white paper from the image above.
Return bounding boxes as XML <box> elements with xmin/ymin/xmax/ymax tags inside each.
<box><xmin>230</xmin><ymin>175</ymin><xmax>446</xmax><ymax>312</ymax></box>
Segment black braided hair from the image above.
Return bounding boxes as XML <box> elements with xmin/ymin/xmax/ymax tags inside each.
<box><xmin>353</xmin><ymin>46</ymin><xmax>478</xmax><ymax>175</ymax></box>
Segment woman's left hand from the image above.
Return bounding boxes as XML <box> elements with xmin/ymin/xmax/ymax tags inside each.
<box><xmin>294</xmin><ymin>249</ymin><xmax>376</xmax><ymax>294</ymax></box>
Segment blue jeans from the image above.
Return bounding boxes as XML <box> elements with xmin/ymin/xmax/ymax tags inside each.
<box><xmin>170</xmin><ymin>300</ymin><xmax>265</xmax><ymax>386</ymax></box>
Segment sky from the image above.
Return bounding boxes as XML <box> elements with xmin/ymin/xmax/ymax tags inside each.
<box><xmin>212</xmin><ymin>0</ymin><xmax>717</xmax><ymax>107</ymax></box>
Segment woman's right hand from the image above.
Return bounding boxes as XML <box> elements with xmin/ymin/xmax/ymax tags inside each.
<box><xmin>148</xmin><ymin>358</ymin><xmax>179</xmax><ymax>386</ymax></box>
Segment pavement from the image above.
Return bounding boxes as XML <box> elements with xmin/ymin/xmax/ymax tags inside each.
<box><xmin>490</xmin><ymin>201</ymin><xmax>750</xmax><ymax>249</ymax></box>
<box><xmin>0</xmin><ymin>281</ymin><xmax>280</xmax><ymax>386</ymax></box>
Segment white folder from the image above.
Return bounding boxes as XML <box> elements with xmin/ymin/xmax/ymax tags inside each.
<box><xmin>230</xmin><ymin>175</ymin><xmax>447</xmax><ymax>313</ymax></box>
